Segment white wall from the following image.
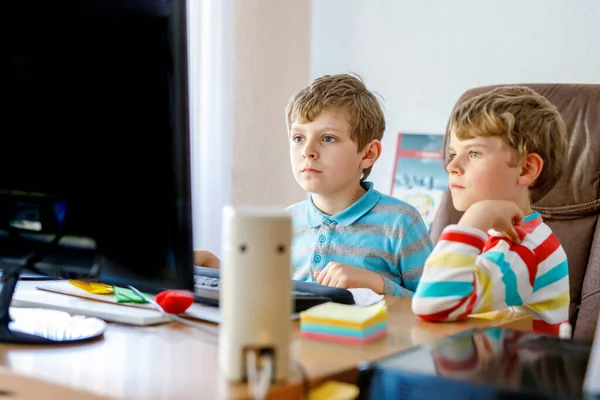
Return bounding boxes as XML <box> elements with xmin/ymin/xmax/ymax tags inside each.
<box><xmin>312</xmin><ymin>0</ymin><xmax>600</xmax><ymax>193</ymax></box>
<box><xmin>232</xmin><ymin>0</ymin><xmax>310</xmax><ymax>207</ymax></box>
<box><xmin>188</xmin><ymin>0</ymin><xmax>310</xmax><ymax>255</ymax></box>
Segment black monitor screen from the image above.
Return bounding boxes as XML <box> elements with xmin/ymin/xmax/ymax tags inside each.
<box><xmin>0</xmin><ymin>0</ymin><xmax>194</xmax><ymax>291</ymax></box>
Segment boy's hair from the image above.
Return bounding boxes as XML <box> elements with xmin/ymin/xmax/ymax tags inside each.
<box><xmin>286</xmin><ymin>74</ymin><xmax>385</xmax><ymax>180</ymax></box>
<box><xmin>448</xmin><ymin>86</ymin><xmax>568</xmax><ymax>202</ymax></box>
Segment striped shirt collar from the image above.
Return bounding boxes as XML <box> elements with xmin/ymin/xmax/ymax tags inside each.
<box><xmin>521</xmin><ymin>211</ymin><xmax>543</xmax><ymax>233</ymax></box>
<box><xmin>306</xmin><ymin>181</ymin><xmax>382</xmax><ymax>228</ymax></box>
<box><xmin>523</xmin><ymin>211</ymin><xmax>541</xmax><ymax>223</ymax></box>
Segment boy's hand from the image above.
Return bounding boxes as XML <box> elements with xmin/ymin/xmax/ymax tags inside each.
<box><xmin>314</xmin><ymin>262</ymin><xmax>385</xmax><ymax>294</ymax></box>
<box><xmin>458</xmin><ymin>200</ymin><xmax>525</xmax><ymax>243</ymax></box>
<box><xmin>193</xmin><ymin>250</ymin><xmax>220</xmax><ymax>269</ymax></box>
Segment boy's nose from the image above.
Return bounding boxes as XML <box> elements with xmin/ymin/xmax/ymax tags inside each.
<box><xmin>302</xmin><ymin>143</ymin><xmax>318</xmax><ymax>159</ymax></box>
<box><xmin>446</xmin><ymin>157</ymin><xmax>463</xmax><ymax>175</ymax></box>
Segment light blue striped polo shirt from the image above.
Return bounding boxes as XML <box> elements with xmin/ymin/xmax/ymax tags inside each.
<box><xmin>287</xmin><ymin>181</ymin><xmax>433</xmax><ymax>296</ymax></box>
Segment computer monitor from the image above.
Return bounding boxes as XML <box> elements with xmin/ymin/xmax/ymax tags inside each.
<box><xmin>0</xmin><ymin>0</ymin><xmax>194</xmax><ymax>343</ymax></box>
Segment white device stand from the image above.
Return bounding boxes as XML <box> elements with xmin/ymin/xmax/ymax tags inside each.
<box><xmin>218</xmin><ymin>205</ymin><xmax>292</xmax><ymax>383</ymax></box>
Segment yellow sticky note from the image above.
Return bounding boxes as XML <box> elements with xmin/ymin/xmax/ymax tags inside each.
<box><xmin>309</xmin><ymin>381</ymin><xmax>359</xmax><ymax>400</ymax></box>
<box><xmin>300</xmin><ymin>301</ymin><xmax>387</xmax><ymax>327</ymax></box>
<box><xmin>69</xmin><ymin>280</ymin><xmax>113</xmax><ymax>295</ymax></box>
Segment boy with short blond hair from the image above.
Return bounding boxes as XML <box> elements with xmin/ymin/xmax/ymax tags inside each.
<box><xmin>286</xmin><ymin>74</ymin><xmax>432</xmax><ymax>296</ymax></box>
<box><xmin>412</xmin><ymin>86</ymin><xmax>570</xmax><ymax>335</ymax></box>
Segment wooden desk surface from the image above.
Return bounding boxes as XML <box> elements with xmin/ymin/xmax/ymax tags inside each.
<box><xmin>0</xmin><ymin>296</ymin><xmax>531</xmax><ymax>400</ymax></box>
<box><xmin>0</xmin><ymin>366</ymin><xmax>110</xmax><ymax>400</ymax></box>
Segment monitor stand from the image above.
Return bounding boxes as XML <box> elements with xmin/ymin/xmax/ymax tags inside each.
<box><xmin>0</xmin><ymin>263</ymin><xmax>106</xmax><ymax>345</ymax></box>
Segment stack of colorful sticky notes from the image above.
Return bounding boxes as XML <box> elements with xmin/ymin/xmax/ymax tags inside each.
<box><xmin>300</xmin><ymin>301</ymin><xmax>388</xmax><ymax>344</ymax></box>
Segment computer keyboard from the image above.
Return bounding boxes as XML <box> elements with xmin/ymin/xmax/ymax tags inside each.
<box><xmin>193</xmin><ymin>266</ymin><xmax>355</xmax><ymax>312</ymax></box>
<box><xmin>194</xmin><ymin>274</ymin><xmax>219</xmax><ymax>288</ymax></box>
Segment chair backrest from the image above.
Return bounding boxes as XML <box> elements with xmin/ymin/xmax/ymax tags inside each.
<box><xmin>430</xmin><ymin>84</ymin><xmax>600</xmax><ymax>341</ymax></box>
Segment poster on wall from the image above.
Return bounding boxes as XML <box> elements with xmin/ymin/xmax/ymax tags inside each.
<box><xmin>390</xmin><ymin>133</ymin><xmax>448</xmax><ymax>229</ymax></box>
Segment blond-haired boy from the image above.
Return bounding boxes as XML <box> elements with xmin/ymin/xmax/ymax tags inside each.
<box><xmin>412</xmin><ymin>86</ymin><xmax>570</xmax><ymax>335</ymax></box>
<box><xmin>286</xmin><ymin>74</ymin><xmax>432</xmax><ymax>296</ymax></box>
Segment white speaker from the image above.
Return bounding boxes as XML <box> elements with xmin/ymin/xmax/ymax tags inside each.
<box><xmin>218</xmin><ymin>205</ymin><xmax>292</xmax><ymax>382</ymax></box>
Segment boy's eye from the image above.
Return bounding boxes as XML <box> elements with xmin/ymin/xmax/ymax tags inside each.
<box><xmin>469</xmin><ymin>151</ymin><xmax>481</xmax><ymax>159</ymax></box>
<box><xmin>292</xmin><ymin>136</ymin><xmax>304</xmax><ymax>143</ymax></box>
<box><xmin>323</xmin><ymin>136</ymin><xmax>336</xmax><ymax>143</ymax></box>
<box><xmin>448</xmin><ymin>153</ymin><xmax>456</xmax><ymax>160</ymax></box>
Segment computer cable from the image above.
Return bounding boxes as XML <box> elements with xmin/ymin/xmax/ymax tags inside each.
<box><xmin>246</xmin><ymin>350</ymin><xmax>274</xmax><ymax>400</ymax></box>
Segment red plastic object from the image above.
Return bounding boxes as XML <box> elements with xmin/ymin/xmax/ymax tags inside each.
<box><xmin>155</xmin><ymin>290</ymin><xmax>194</xmax><ymax>314</ymax></box>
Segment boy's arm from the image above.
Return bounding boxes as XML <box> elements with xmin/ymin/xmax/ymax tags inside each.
<box><xmin>314</xmin><ymin>215</ymin><xmax>432</xmax><ymax>296</ymax></box>
<box><xmin>412</xmin><ymin>225</ymin><xmax>513</xmax><ymax>319</ymax></box>
<box><xmin>412</xmin><ymin>200</ymin><xmax>530</xmax><ymax>320</ymax></box>
<box><xmin>386</xmin><ymin>217</ymin><xmax>433</xmax><ymax>297</ymax></box>
<box><xmin>412</xmin><ymin>222</ymin><xmax>570</xmax><ymax>334</ymax></box>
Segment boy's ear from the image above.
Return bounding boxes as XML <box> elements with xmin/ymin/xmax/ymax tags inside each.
<box><xmin>517</xmin><ymin>152</ymin><xmax>544</xmax><ymax>187</ymax></box>
<box><xmin>360</xmin><ymin>139</ymin><xmax>382</xmax><ymax>169</ymax></box>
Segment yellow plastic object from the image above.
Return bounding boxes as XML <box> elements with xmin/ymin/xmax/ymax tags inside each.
<box><xmin>309</xmin><ymin>381</ymin><xmax>359</xmax><ymax>400</ymax></box>
<box><xmin>68</xmin><ymin>280</ymin><xmax>114</xmax><ymax>295</ymax></box>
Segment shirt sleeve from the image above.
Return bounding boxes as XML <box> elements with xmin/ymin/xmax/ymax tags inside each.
<box><xmin>411</xmin><ymin>224</ymin><xmax>535</xmax><ymax>321</ymax></box>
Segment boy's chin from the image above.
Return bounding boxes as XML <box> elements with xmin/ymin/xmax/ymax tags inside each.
<box><xmin>451</xmin><ymin>199</ymin><xmax>469</xmax><ymax>212</ymax></box>
<box><xmin>297</xmin><ymin>180</ymin><xmax>324</xmax><ymax>195</ymax></box>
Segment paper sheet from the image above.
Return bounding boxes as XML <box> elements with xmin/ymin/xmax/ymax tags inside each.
<box><xmin>347</xmin><ymin>288</ymin><xmax>384</xmax><ymax>306</ymax></box>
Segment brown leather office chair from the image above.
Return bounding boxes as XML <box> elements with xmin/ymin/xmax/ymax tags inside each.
<box><xmin>430</xmin><ymin>84</ymin><xmax>600</xmax><ymax>341</ymax></box>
